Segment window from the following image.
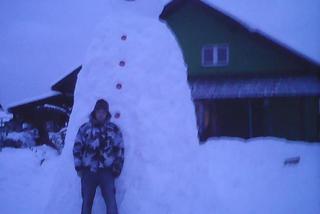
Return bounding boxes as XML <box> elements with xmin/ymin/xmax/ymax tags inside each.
<box><xmin>202</xmin><ymin>44</ymin><xmax>229</xmax><ymax>67</ymax></box>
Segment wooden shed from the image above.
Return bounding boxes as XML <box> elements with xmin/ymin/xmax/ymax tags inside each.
<box><xmin>7</xmin><ymin>66</ymin><xmax>81</xmax><ymax>145</ymax></box>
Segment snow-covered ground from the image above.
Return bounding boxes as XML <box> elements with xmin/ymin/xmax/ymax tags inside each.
<box><xmin>0</xmin><ymin>145</ymin><xmax>58</xmax><ymax>214</ymax></box>
<box><xmin>0</xmin><ymin>138</ymin><xmax>319</xmax><ymax>214</ymax></box>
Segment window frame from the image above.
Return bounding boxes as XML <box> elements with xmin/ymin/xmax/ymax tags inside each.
<box><xmin>201</xmin><ymin>44</ymin><xmax>230</xmax><ymax>67</ymax></box>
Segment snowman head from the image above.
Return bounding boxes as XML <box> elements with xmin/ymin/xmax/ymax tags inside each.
<box><xmin>110</xmin><ymin>0</ymin><xmax>171</xmax><ymax>17</ymax></box>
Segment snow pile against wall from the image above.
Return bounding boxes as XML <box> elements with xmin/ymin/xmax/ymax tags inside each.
<box><xmin>197</xmin><ymin>137</ymin><xmax>320</xmax><ymax>214</ymax></box>
<box><xmin>6</xmin><ymin>131</ymin><xmax>38</xmax><ymax>148</ymax></box>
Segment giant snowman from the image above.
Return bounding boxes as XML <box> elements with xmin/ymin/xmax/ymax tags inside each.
<box><xmin>45</xmin><ymin>1</ymin><xmax>205</xmax><ymax>213</ymax></box>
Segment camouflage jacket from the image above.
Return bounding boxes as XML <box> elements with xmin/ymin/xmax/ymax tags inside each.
<box><xmin>72</xmin><ymin>118</ymin><xmax>124</xmax><ymax>174</ymax></box>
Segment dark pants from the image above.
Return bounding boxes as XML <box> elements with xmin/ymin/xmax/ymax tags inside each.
<box><xmin>81</xmin><ymin>168</ymin><xmax>118</xmax><ymax>214</ymax></box>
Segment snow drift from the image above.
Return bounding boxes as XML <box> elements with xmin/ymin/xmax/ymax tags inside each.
<box><xmin>1</xmin><ymin>138</ymin><xmax>320</xmax><ymax>214</ymax></box>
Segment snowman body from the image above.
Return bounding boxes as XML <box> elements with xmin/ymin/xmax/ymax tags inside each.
<box><xmin>45</xmin><ymin>1</ymin><xmax>202</xmax><ymax>213</ymax></box>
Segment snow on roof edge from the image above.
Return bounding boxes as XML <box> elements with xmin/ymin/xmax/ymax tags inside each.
<box><xmin>6</xmin><ymin>91</ymin><xmax>61</xmax><ymax>111</ymax></box>
<box><xmin>200</xmin><ymin>0</ymin><xmax>320</xmax><ymax>66</ymax></box>
<box><xmin>48</xmin><ymin>64</ymin><xmax>82</xmax><ymax>90</ymax></box>
<box><xmin>161</xmin><ymin>0</ymin><xmax>319</xmax><ymax>66</ymax></box>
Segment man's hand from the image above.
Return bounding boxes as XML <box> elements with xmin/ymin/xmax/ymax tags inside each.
<box><xmin>77</xmin><ymin>170</ymin><xmax>84</xmax><ymax>178</ymax></box>
<box><xmin>112</xmin><ymin>158</ymin><xmax>123</xmax><ymax>178</ymax></box>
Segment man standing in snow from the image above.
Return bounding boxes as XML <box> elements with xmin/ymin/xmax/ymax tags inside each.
<box><xmin>73</xmin><ymin>99</ymin><xmax>124</xmax><ymax>214</ymax></box>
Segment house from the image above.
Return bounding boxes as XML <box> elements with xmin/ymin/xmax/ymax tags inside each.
<box><xmin>160</xmin><ymin>0</ymin><xmax>320</xmax><ymax>142</ymax></box>
<box><xmin>7</xmin><ymin>66</ymin><xmax>81</xmax><ymax>145</ymax></box>
<box><xmin>7</xmin><ymin>0</ymin><xmax>319</xmax><ymax>144</ymax></box>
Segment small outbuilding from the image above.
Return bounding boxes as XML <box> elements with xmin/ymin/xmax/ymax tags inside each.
<box><xmin>7</xmin><ymin>66</ymin><xmax>81</xmax><ymax>147</ymax></box>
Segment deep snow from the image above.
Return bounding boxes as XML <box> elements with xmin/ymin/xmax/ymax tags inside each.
<box><xmin>0</xmin><ymin>145</ymin><xmax>58</xmax><ymax>214</ymax></box>
<box><xmin>0</xmin><ymin>138</ymin><xmax>319</xmax><ymax>214</ymax></box>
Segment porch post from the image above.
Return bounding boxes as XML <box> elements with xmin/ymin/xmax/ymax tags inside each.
<box><xmin>248</xmin><ymin>99</ymin><xmax>253</xmax><ymax>138</ymax></box>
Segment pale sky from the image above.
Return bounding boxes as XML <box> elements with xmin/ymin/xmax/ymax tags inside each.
<box><xmin>0</xmin><ymin>0</ymin><xmax>110</xmax><ymax>108</ymax></box>
<box><xmin>1</xmin><ymin>0</ymin><xmax>319</xmax><ymax>109</ymax></box>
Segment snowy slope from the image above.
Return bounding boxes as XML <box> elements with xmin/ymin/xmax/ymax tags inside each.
<box><xmin>0</xmin><ymin>138</ymin><xmax>319</xmax><ymax>214</ymax></box>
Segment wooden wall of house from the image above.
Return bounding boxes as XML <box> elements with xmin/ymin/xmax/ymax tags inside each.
<box><xmin>197</xmin><ymin>96</ymin><xmax>319</xmax><ymax>142</ymax></box>
<box><xmin>164</xmin><ymin>2</ymin><xmax>316</xmax><ymax>77</ymax></box>
<box><xmin>267</xmin><ymin>96</ymin><xmax>319</xmax><ymax>141</ymax></box>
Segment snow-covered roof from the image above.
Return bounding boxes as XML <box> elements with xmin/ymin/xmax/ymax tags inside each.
<box><xmin>161</xmin><ymin>0</ymin><xmax>320</xmax><ymax>65</ymax></box>
<box><xmin>202</xmin><ymin>0</ymin><xmax>320</xmax><ymax>65</ymax></box>
<box><xmin>7</xmin><ymin>91</ymin><xmax>61</xmax><ymax>111</ymax></box>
